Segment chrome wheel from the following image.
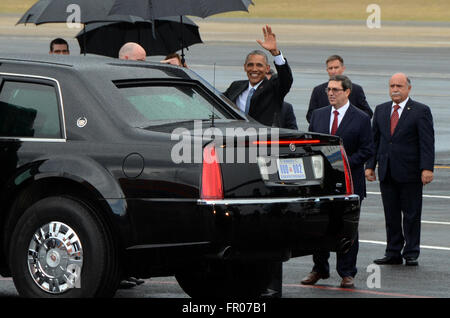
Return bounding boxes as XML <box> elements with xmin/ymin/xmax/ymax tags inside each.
<box><xmin>27</xmin><ymin>221</ymin><xmax>83</xmax><ymax>294</ymax></box>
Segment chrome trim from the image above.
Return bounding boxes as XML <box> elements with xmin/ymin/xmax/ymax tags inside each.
<box><xmin>0</xmin><ymin>137</ymin><xmax>66</xmax><ymax>142</ymax></box>
<box><xmin>0</xmin><ymin>72</ymin><xmax>67</xmax><ymax>141</ymax></box>
<box><xmin>126</xmin><ymin>241</ymin><xmax>210</xmax><ymax>250</ymax></box>
<box><xmin>197</xmin><ymin>194</ymin><xmax>359</xmax><ymax>206</ymax></box>
<box><xmin>27</xmin><ymin>221</ymin><xmax>83</xmax><ymax>294</ymax></box>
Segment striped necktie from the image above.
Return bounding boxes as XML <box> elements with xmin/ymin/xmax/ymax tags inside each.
<box><xmin>390</xmin><ymin>104</ymin><xmax>400</xmax><ymax>135</ymax></box>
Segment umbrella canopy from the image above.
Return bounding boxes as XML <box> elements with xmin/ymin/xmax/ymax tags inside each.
<box><xmin>107</xmin><ymin>0</ymin><xmax>253</xmax><ymax>63</ymax></box>
<box><xmin>108</xmin><ymin>0</ymin><xmax>254</xmax><ymax>20</ymax></box>
<box><xmin>17</xmin><ymin>0</ymin><xmax>253</xmax><ymax>62</ymax></box>
<box><xmin>76</xmin><ymin>16</ymin><xmax>202</xmax><ymax>58</ymax></box>
<box><xmin>18</xmin><ymin>0</ymin><xmax>254</xmax><ymax>25</ymax></box>
<box><xmin>17</xmin><ymin>0</ymin><xmax>116</xmax><ymax>25</ymax></box>
<box><xmin>17</xmin><ymin>0</ymin><xmax>154</xmax><ymax>25</ymax></box>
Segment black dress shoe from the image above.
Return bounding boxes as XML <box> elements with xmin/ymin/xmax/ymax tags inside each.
<box><xmin>405</xmin><ymin>258</ymin><xmax>419</xmax><ymax>266</ymax></box>
<box><xmin>373</xmin><ymin>256</ymin><xmax>403</xmax><ymax>265</ymax></box>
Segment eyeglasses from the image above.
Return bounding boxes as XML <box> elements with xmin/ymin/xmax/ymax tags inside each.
<box><xmin>325</xmin><ymin>87</ymin><xmax>345</xmax><ymax>93</ymax></box>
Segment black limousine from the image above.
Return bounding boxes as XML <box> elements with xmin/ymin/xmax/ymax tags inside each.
<box><xmin>0</xmin><ymin>54</ymin><xmax>359</xmax><ymax>297</ymax></box>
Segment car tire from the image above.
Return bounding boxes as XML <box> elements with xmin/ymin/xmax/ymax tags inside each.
<box><xmin>9</xmin><ymin>196</ymin><xmax>120</xmax><ymax>298</ymax></box>
<box><xmin>175</xmin><ymin>260</ymin><xmax>272</xmax><ymax>298</ymax></box>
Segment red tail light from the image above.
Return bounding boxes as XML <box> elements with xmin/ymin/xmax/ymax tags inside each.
<box><xmin>201</xmin><ymin>143</ymin><xmax>224</xmax><ymax>200</ymax></box>
<box><xmin>340</xmin><ymin>144</ymin><xmax>354</xmax><ymax>195</ymax></box>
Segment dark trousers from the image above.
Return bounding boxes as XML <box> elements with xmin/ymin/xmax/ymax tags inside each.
<box><xmin>266</xmin><ymin>261</ymin><xmax>282</xmax><ymax>296</ymax></box>
<box><xmin>312</xmin><ymin>232</ymin><xmax>359</xmax><ymax>278</ymax></box>
<box><xmin>379</xmin><ymin>176</ymin><xmax>423</xmax><ymax>259</ymax></box>
<box><xmin>311</xmin><ymin>199</ymin><xmax>362</xmax><ymax>278</ymax></box>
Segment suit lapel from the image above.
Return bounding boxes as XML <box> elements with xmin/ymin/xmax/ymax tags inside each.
<box><xmin>381</xmin><ymin>103</ymin><xmax>392</xmax><ymax>137</ymax></box>
<box><xmin>248</xmin><ymin>78</ymin><xmax>268</xmax><ymax>113</ymax></box>
<box><xmin>392</xmin><ymin>98</ymin><xmax>413</xmax><ymax>136</ymax></box>
<box><xmin>234</xmin><ymin>81</ymin><xmax>249</xmax><ymax>101</ymax></box>
<box><xmin>336</xmin><ymin>105</ymin><xmax>355</xmax><ymax>136</ymax></box>
<box><xmin>251</xmin><ymin>78</ymin><xmax>267</xmax><ymax>100</ymax></box>
<box><xmin>316</xmin><ymin>106</ymin><xmax>332</xmax><ymax>134</ymax></box>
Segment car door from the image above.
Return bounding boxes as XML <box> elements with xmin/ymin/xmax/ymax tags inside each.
<box><xmin>0</xmin><ymin>73</ymin><xmax>65</xmax><ymax>187</ymax></box>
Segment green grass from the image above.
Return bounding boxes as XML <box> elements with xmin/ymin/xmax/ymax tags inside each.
<box><xmin>2</xmin><ymin>0</ymin><xmax>450</xmax><ymax>22</ymax></box>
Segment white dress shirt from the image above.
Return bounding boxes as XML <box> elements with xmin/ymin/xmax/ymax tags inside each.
<box><xmin>329</xmin><ymin>101</ymin><xmax>350</xmax><ymax>134</ymax></box>
<box><xmin>391</xmin><ymin>97</ymin><xmax>409</xmax><ymax>118</ymax></box>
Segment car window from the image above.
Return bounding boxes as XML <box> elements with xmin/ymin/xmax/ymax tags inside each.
<box><xmin>117</xmin><ymin>84</ymin><xmax>233</xmax><ymax>127</ymax></box>
<box><xmin>0</xmin><ymin>80</ymin><xmax>62</xmax><ymax>138</ymax></box>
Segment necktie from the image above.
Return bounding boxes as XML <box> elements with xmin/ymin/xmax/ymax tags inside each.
<box><xmin>245</xmin><ymin>88</ymin><xmax>255</xmax><ymax>114</ymax></box>
<box><xmin>390</xmin><ymin>104</ymin><xmax>400</xmax><ymax>135</ymax></box>
<box><xmin>331</xmin><ymin>110</ymin><xmax>339</xmax><ymax>135</ymax></box>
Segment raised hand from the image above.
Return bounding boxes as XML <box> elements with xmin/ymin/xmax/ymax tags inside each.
<box><xmin>256</xmin><ymin>25</ymin><xmax>280</xmax><ymax>56</ymax></box>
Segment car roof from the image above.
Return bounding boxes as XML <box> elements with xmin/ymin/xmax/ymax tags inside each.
<box><xmin>0</xmin><ymin>53</ymin><xmax>193</xmax><ymax>80</ymax></box>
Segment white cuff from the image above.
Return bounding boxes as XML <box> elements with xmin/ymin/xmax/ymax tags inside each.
<box><xmin>273</xmin><ymin>51</ymin><xmax>286</xmax><ymax>65</ymax></box>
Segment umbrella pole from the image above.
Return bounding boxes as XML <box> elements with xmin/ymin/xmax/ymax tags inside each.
<box><xmin>180</xmin><ymin>15</ymin><xmax>185</xmax><ymax>66</ymax></box>
<box><xmin>83</xmin><ymin>24</ymin><xmax>86</xmax><ymax>56</ymax></box>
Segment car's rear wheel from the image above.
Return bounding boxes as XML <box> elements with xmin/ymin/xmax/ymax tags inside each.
<box><xmin>9</xmin><ymin>196</ymin><xmax>120</xmax><ymax>298</ymax></box>
<box><xmin>175</xmin><ymin>259</ymin><xmax>272</xmax><ymax>298</ymax></box>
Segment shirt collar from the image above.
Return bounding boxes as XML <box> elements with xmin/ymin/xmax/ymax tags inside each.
<box><xmin>392</xmin><ymin>97</ymin><xmax>409</xmax><ymax>109</ymax></box>
<box><xmin>332</xmin><ymin>100</ymin><xmax>350</xmax><ymax>115</ymax></box>
<box><xmin>248</xmin><ymin>80</ymin><xmax>264</xmax><ymax>91</ymax></box>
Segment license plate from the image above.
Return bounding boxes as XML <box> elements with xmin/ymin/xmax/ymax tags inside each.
<box><xmin>277</xmin><ymin>158</ymin><xmax>306</xmax><ymax>180</ymax></box>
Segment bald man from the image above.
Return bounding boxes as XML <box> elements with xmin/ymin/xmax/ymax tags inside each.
<box><xmin>365</xmin><ymin>73</ymin><xmax>434</xmax><ymax>267</ymax></box>
<box><xmin>118</xmin><ymin>42</ymin><xmax>146</xmax><ymax>61</ymax></box>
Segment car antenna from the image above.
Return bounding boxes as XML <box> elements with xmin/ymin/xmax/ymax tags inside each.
<box><xmin>210</xmin><ymin>62</ymin><xmax>216</xmax><ymax>128</ymax></box>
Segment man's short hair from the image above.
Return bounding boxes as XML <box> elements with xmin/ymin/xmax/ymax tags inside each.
<box><xmin>326</xmin><ymin>54</ymin><xmax>344</xmax><ymax>65</ymax></box>
<box><xmin>245</xmin><ymin>50</ymin><xmax>269</xmax><ymax>65</ymax></box>
<box><xmin>329</xmin><ymin>75</ymin><xmax>352</xmax><ymax>91</ymax></box>
<box><xmin>50</xmin><ymin>38</ymin><xmax>69</xmax><ymax>52</ymax></box>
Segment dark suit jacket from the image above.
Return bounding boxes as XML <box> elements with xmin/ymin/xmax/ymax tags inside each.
<box><xmin>366</xmin><ymin>98</ymin><xmax>435</xmax><ymax>183</ymax></box>
<box><xmin>224</xmin><ymin>61</ymin><xmax>293</xmax><ymax>127</ymax></box>
<box><xmin>307</xmin><ymin>82</ymin><xmax>373</xmax><ymax>123</ymax></box>
<box><xmin>309</xmin><ymin>104</ymin><xmax>374</xmax><ymax>199</ymax></box>
<box><xmin>280</xmin><ymin>101</ymin><xmax>298</xmax><ymax>130</ymax></box>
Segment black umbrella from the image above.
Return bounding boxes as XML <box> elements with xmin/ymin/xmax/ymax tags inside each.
<box><xmin>108</xmin><ymin>0</ymin><xmax>254</xmax><ymax>20</ymax></box>
<box><xmin>17</xmin><ymin>0</ymin><xmax>148</xmax><ymax>56</ymax></box>
<box><xmin>107</xmin><ymin>0</ymin><xmax>254</xmax><ymax>63</ymax></box>
<box><xmin>17</xmin><ymin>0</ymin><xmax>117</xmax><ymax>25</ymax></box>
<box><xmin>18</xmin><ymin>0</ymin><xmax>253</xmax><ymax>61</ymax></box>
<box><xmin>76</xmin><ymin>16</ymin><xmax>202</xmax><ymax>58</ymax></box>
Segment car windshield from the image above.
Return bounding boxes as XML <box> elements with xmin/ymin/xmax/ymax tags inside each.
<box><xmin>116</xmin><ymin>84</ymin><xmax>236</xmax><ymax>128</ymax></box>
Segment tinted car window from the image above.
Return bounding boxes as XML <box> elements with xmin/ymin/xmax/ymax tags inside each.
<box><xmin>118</xmin><ymin>84</ymin><xmax>231</xmax><ymax>127</ymax></box>
<box><xmin>0</xmin><ymin>81</ymin><xmax>61</xmax><ymax>138</ymax></box>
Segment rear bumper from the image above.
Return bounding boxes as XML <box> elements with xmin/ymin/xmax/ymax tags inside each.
<box><xmin>198</xmin><ymin>194</ymin><xmax>360</xmax><ymax>256</ymax></box>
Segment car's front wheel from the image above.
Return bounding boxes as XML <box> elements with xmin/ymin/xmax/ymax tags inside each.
<box><xmin>9</xmin><ymin>196</ymin><xmax>119</xmax><ymax>298</ymax></box>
